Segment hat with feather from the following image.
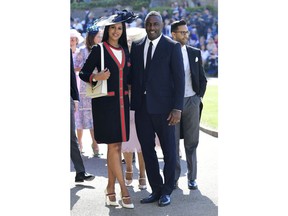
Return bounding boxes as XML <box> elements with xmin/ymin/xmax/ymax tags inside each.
<box><xmin>95</xmin><ymin>10</ymin><xmax>137</xmax><ymax>27</ymax></box>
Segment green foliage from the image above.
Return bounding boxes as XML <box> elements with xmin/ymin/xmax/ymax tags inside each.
<box><xmin>185</xmin><ymin>5</ymin><xmax>217</xmax><ymax>16</ymax></box>
<box><xmin>132</xmin><ymin>0</ymin><xmax>150</xmax><ymax>10</ymax></box>
<box><xmin>71</xmin><ymin>1</ymin><xmax>217</xmax><ymax>16</ymax></box>
<box><xmin>151</xmin><ymin>5</ymin><xmax>218</xmax><ymax>18</ymax></box>
<box><xmin>71</xmin><ymin>2</ymin><xmax>87</xmax><ymax>10</ymax></box>
<box><xmin>149</xmin><ymin>6</ymin><xmax>173</xmax><ymax>14</ymax></box>
<box><xmin>71</xmin><ymin>0</ymin><xmax>150</xmax><ymax>10</ymax></box>
<box><xmin>205</xmin><ymin>4</ymin><xmax>218</xmax><ymax>16</ymax></box>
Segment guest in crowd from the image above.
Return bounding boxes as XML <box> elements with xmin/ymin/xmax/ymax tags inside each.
<box><xmin>74</xmin><ymin>25</ymin><xmax>103</xmax><ymax>157</ymax></box>
<box><xmin>70</xmin><ymin>48</ymin><xmax>95</xmax><ymax>183</ymax></box>
<box><xmin>170</xmin><ymin>19</ymin><xmax>207</xmax><ymax>190</ymax></box>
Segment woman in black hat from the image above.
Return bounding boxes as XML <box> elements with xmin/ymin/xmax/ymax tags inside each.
<box><xmin>79</xmin><ymin>10</ymin><xmax>136</xmax><ymax>209</ymax></box>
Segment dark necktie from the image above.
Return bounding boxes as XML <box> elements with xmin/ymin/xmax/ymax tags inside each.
<box><xmin>143</xmin><ymin>41</ymin><xmax>153</xmax><ymax>93</ymax></box>
<box><xmin>146</xmin><ymin>41</ymin><xmax>153</xmax><ymax>71</ymax></box>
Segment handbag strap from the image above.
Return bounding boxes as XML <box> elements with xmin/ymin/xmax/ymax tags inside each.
<box><xmin>98</xmin><ymin>42</ymin><xmax>104</xmax><ymax>71</ymax></box>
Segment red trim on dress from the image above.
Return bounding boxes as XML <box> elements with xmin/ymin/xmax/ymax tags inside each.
<box><xmin>89</xmin><ymin>74</ymin><xmax>94</xmax><ymax>84</ymax></box>
<box><xmin>106</xmin><ymin>91</ymin><xmax>128</xmax><ymax>96</ymax></box>
<box><xmin>103</xmin><ymin>42</ymin><xmax>127</xmax><ymax>142</ymax></box>
<box><xmin>107</xmin><ymin>91</ymin><xmax>115</xmax><ymax>96</ymax></box>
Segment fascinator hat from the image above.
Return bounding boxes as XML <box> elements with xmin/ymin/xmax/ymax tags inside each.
<box><xmin>95</xmin><ymin>10</ymin><xmax>137</xmax><ymax>27</ymax></box>
<box><xmin>86</xmin><ymin>25</ymin><xmax>100</xmax><ymax>34</ymax></box>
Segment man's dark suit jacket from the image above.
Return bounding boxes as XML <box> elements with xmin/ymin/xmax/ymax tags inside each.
<box><xmin>129</xmin><ymin>35</ymin><xmax>185</xmax><ymax>114</ymax></box>
<box><xmin>186</xmin><ymin>45</ymin><xmax>207</xmax><ymax>98</ymax></box>
<box><xmin>180</xmin><ymin>45</ymin><xmax>207</xmax><ymax>138</ymax></box>
<box><xmin>70</xmin><ymin>49</ymin><xmax>79</xmax><ymax>101</ymax></box>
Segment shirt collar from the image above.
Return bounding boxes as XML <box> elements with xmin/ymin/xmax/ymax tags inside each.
<box><xmin>146</xmin><ymin>34</ymin><xmax>162</xmax><ymax>47</ymax></box>
<box><xmin>181</xmin><ymin>45</ymin><xmax>187</xmax><ymax>52</ymax></box>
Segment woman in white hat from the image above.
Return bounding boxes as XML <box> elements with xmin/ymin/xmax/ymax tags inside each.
<box><xmin>73</xmin><ymin>26</ymin><xmax>103</xmax><ymax>157</ymax></box>
<box><xmin>79</xmin><ymin>10</ymin><xmax>136</xmax><ymax>209</ymax></box>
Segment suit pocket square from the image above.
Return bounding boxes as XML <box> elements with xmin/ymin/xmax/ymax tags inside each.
<box><xmin>195</xmin><ymin>57</ymin><xmax>198</xmax><ymax>62</ymax></box>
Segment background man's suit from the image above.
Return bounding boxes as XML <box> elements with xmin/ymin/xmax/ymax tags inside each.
<box><xmin>175</xmin><ymin>45</ymin><xmax>207</xmax><ymax>184</ymax></box>
<box><xmin>130</xmin><ymin>35</ymin><xmax>185</xmax><ymax>196</ymax></box>
<box><xmin>70</xmin><ymin>49</ymin><xmax>85</xmax><ymax>174</ymax></box>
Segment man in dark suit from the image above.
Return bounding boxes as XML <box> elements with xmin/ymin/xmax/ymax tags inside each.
<box><xmin>170</xmin><ymin>20</ymin><xmax>207</xmax><ymax>190</ymax></box>
<box><xmin>129</xmin><ymin>11</ymin><xmax>185</xmax><ymax>207</ymax></box>
<box><xmin>70</xmin><ymin>49</ymin><xmax>95</xmax><ymax>182</ymax></box>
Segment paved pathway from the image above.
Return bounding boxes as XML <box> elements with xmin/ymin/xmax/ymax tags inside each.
<box><xmin>70</xmin><ymin>130</ymin><xmax>218</xmax><ymax>216</ymax></box>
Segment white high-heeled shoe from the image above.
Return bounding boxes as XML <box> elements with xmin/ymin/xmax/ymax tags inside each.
<box><xmin>138</xmin><ymin>177</ymin><xmax>147</xmax><ymax>190</ymax></box>
<box><xmin>104</xmin><ymin>189</ymin><xmax>118</xmax><ymax>206</ymax></box>
<box><xmin>125</xmin><ymin>171</ymin><xmax>133</xmax><ymax>186</ymax></box>
<box><xmin>120</xmin><ymin>193</ymin><xmax>134</xmax><ymax>209</ymax></box>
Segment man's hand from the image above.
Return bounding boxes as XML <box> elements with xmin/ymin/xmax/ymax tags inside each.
<box><xmin>167</xmin><ymin>109</ymin><xmax>181</xmax><ymax>126</ymax></box>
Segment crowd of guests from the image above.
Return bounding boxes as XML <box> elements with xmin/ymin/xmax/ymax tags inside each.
<box><xmin>71</xmin><ymin>3</ymin><xmax>218</xmax><ymax>77</ymax></box>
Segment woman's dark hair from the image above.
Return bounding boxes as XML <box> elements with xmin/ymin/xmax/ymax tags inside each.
<box><xmin>85</xmin><ymin>32</ymin><xmax>98</xmax><ymax>52</ymax></box>
<box><xmin>102</xmin><ymin>22</ymin><xmax>128</xmax><ymax>50</ymax></box>
<box><xmin>171</xmin><ymin>19</ymin><xmax>187</xmax><ymax>33</ymax></box>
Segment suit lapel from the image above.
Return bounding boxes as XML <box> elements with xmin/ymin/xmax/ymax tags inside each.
<box><xmin>187</xmin><ymin>46</ymin><xmax>196</xmax><ymax>78</ymax></box>
<box><xmin>135</xmin><ymin>38</ymin><xmax>146</xmax><ymax>85</ymax></box>
<box><xmin>187</xmin><ymin>46</ymin><xmax>201</xmax><ymax>93</ymax></box>
<box><xmin>146</xmin><ymin>36</ymin><xmax>165</xmax><ymax>81</ymax></box>
<box><xmin>139</xmin><ymin>38</ymin><xmax>146</xmax><ymax>69</ymax></box>
<box><xmin>151</xmin><ymin>35</ymin><xmax>165</xmax><ymax>62</ymax></box>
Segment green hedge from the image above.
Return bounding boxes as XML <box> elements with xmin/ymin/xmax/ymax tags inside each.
<box><xmin>71</xmin><ymin>0</ymin><xmax>150</xmax><ymax>11</ymax></box>
<box><xmin>71</xmin><ymin>1</ymin><xmax>217</xmax><ymax>15</ymax></box>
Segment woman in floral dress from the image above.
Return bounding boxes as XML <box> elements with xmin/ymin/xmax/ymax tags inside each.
<box><xmin>70</xmin><ymin>27</ymin><xmax>102</xmax><ymax>156</ymax></box>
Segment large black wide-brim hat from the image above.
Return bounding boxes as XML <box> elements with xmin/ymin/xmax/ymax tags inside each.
<box><xmin>95</xmin><ymin>10</ymin><xmax>137</xmax><ymax>27</ymax></box>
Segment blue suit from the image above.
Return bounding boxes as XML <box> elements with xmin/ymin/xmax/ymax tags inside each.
<box><xmin>129</xmin><ymin>35</ymin><xmax>185</xmax><ymax>195</ymax></box>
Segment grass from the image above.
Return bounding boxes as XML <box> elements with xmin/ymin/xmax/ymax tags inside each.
<box><xmin>200</xmin><ymin>84</ymin><xmax>218</xmax><ymax>130</ymax></box>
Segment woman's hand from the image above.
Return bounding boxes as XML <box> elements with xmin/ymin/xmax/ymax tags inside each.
<box><xmin>93</xmin><ymin>68</ymin><xmax>111</xmax><ymax>81</ymax></box>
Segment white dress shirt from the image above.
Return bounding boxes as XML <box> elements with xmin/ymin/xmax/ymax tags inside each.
<box><xmin>182</xmin><ymin>45</ymin><xmax>196</xmax><ymax>97</ymax></box>
<box><xmin>144</xmin><ymin>34</ymin><xmax>162</xmax><ymax>68</ymax></box>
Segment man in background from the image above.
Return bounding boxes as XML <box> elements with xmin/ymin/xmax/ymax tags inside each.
<box><xmin>70</xmin><ymin>49</ymin><xmax>95</xmax><ymax>183</ymax></box>
<box><xmin>170</xmin><ymin>19</ymin><xmax>207</xmax><ymax>190</ymax></box>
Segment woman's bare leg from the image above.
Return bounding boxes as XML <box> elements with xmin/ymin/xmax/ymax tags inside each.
<box><xmin>90</xmin><ymin>129</ymin><xmax>100</xmax><ymax>156</ymax></box>
<box><xmin>137</xmin><ymin>152</ymin><xmax>147</xmax><ymax>188</ymax></box>
<box><xmin>107</xmin><ymin>143</ymin><xmax>132</xmax><ymax>205</ymax></box>
<box><xmin>123</xmin><ymin>152</ymin><xmax>133</xmax><ymax>186</ymax></box>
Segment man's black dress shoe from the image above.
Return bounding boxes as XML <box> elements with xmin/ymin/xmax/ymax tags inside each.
<box><xmin>140</xmin><ymin>192</ymin><xmax>161</xmax><ymax>204</ymax></box>
<box><xmin>188</xmin><ymin>180</ymin><xmax>198</xmax><ymax>190</ymax></box>
<box><xmin>75</xmin><ymin>172</ymin><xmax>95</xmax><ymax>182</ymax></box>
<box><xmin>158</xmin><ymin>195</ymin><xmax>171</xmax><ymax>207</ymax></box>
